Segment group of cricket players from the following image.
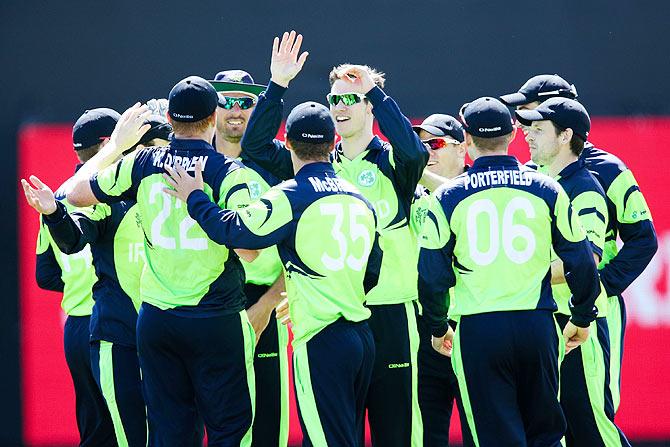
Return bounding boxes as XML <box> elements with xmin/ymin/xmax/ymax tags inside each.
<box><xmin>23</xmin><ymin>30</ymin><xmax>658</xmax><ymax>447</ymax></box>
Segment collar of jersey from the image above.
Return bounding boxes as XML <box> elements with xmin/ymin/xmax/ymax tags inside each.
<box><xmin>472</xmin><ymin>155</ymin><xmax>519</xmax><ymax>169</ymax></box>
<box><xmin>169</xmin><ymin>138</ymin><xmax>215</xmax><ymax>152</ymax></box>
<box><xmin>334</xmin><ymin>135</ymin><xmax>384</xmax><ymax>162</ymax></box>
<box><xmin>295</xmin><ymin>161</ymin><xmax>336</xmax><ymax>178</ymax></box>
<box><xmin>557</xmin><ymin>158</ymin><xmax>586</xmax><ymax>180</ymax></box>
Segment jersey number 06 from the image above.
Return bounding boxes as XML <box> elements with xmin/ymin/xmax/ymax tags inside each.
<box><xmin>466</xmin><ymin>197</ymin><xmax>536</xmax><ymax>266</ymax></box>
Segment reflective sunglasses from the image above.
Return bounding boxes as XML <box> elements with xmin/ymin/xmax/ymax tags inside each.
<box><xmin>326</xmin><ymin>92</ymin><xmax>366</xmax><ymax>106</ymax></box>
<box><xmin>422</xmin><ymin>137</ymin><xmax>460</xmax><ymax>151</ymax></box>
<box><xmin>218</xmin><ymin>96</ymin><xmax>257</xmax><ymax>110</ymax></box>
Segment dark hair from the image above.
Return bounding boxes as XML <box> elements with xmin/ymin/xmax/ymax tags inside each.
<box><xmin>75</xmin><ymin>142</ymin><xmax>103</xmax><ymax>162</ymax></box>
<box><xmin>470</xmin><ymin>133</ymin><xmax>512</xmax><ymax>152</ymax></box>
<box><xmin>553</xmin><ymin>123</ymin><xmax>585</xmax><ymax>156</ymax></box>
<box><xmin>287</xmin><ymin>139</ymin><xmax>333</xmax><ymax>161</ymax></box>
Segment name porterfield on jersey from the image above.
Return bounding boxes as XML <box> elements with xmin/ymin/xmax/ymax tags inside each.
<box><xmin>464</xmin><ymin>169</ymin><xmax>533</xmax><ymax>190</ymax></box>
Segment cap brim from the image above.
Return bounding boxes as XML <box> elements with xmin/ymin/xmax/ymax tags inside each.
<box><xmin>210</xmin><ymin>81</ymin><xmax>266</xmax><ymax>97</ymax></box>
<box><xmin>514</xmin><ymin>109</ymin><xmax>545</xmax><ymax>126</ymax></box>
<box><xmin>500</xmin><ymin>92</ymin><xmax>530</xmax><ymax>106</ymax></box>
<box><xmin>413</xmin><ymin>124</ymin><xmax>447</xmax><ymax>137</ymax></box>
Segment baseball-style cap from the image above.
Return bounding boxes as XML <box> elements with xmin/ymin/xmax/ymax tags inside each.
<box><xmin>500</xmin><ymin>74</ymin><xmax>578</xmax><ymax>107</ymax></box>
<box><xmin>168</xmin><ymin>76</ymin><xmax>218</xmax><ymax>122</ymax></box>
<box><xmin>209</xmin><ymin>69</ymin><xmax>266</xmax><ymax>101</ymax></box>
<box><xmin>459</xmin><ymin>97</ymin><xmax>514</xmax><ymax>138</ymax></box>
<box><xmin>285</xmin><ymin>102</ymin><xmax>335</xmax><ymax>144</ymax></box>
<box><xmin>138</xmin><ymin>115</ymin><xmax>173</xmax><ymax>145</ymax></box>
<box><xmin>515</xmin><ymin>97</ymin><xmax>591</xmax><ymax>141</ymax></box>
<box><xmin>72</xmin><ymin>108</ymin><xmax>120</xmax><ymax>150</ymax></box>
<box><xmin>413</xmin><ymin>114</ymin><xmax>465</xmax><ymax>143</ymax></box>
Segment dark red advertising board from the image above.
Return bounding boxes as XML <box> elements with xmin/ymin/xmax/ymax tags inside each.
<box><xmin>18</xmin><ymin>118</ymin><xmax>670</xmax><ymax>445</ymax></box>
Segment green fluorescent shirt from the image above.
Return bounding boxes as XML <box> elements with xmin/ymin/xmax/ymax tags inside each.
<box><xmin>185</xmin><ymin>162</ymin><xmax>380</xmax><ymax>347</ymax></box>
<box><xmin>36</xmin><ymin>194</ymin><xmax>96</xmax><ymax>316</ymax></box>
<box><xmin>418</xmin><ymin>155</ymin><xmax>601</xmax><ymax>336</ymax></box>
<box><xmin>551</xmin><ymin>160</ymin><xmax>609</xmax><ymax>317</ymax></box>
<box><xmin>240</xmin><ymin>162</ymin><xmax>283</xmax><ymax>286</ymax></box>
<box><xmin>89</xmin><ymin>139</ymin><xmax>252</xmax><ymax>315</ymax></box>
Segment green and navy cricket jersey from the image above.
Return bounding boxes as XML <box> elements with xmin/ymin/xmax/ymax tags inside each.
<box><xmin>580</xmin><ymin>143</ymin><xmax>657</xmax><ymax>296</ymax></box>
<box><xmin>43</xmin><ymin>199</ymin><xmax>145</xmax><ymax>347</ymax></box>
<box><xmin>418</xmin><ymin>155</ymin><xmax>601</xmax><ymax>337</ymax></box>
<box><xmin>89</xmin><ymin>139</ymin><xmax>252</xmax><ymax>316</ymax></box>
<box><xmin>35</xmin><ymin>187</ymin><xmax>96</xmax><ymax>316</ymax></box>
<box><xmin>184</xmin><ymin>162</ymin><xmax>382</xmax><ymax>347</ymax></box>
<box><xmin>238</xmin><ymin>158</ymin><xmax>283</xmax><ymax>289</ymax></box>
<box><xmin>240</xmin><ymin>81</ymin><xmax>429</xmax><ymax>306</ymax></box>
<box><xmin>551</xmin><ymin>159</ymin><xmax>609</xmax><ymax>317</ymax></box>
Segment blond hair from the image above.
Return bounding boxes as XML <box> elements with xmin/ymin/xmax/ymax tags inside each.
<box><xmin>328</xmin><ymin>64</ymin><xmax>386</xmax><ymax>88</ymax></box>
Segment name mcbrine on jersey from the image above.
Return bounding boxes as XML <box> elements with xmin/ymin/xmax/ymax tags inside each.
<box><xmin>151</xmin><ymin>148</ymin><xmax>210</xmax><ymax>172</ymax></box>
<box><xmin>464</xmin><ymin>169</ymin><xmax>533</xmax><ymax>190</ymax></box>
<box><xmin>308</xmin><ymin>176</ymin><xmax>355</xmax><ymax>193</ymax></box>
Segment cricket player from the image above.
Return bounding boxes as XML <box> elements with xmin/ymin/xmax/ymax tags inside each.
<box><xmin>31</xmin><ymin>108</ymin><xmax>119</xmax><ymax>447</ymax></box>
<box><xmin>210</xmin><ymin>69</ymin><xmax>290</xmax><ymax>447</ymax></box>
<box><xmin>411</xmin><ymin>114</ymin><xmax>469</xmax><ymax>446</ymax></box>
<box><xmin>163</xmin><ymin>98</ymin><xmax>381</xmax><ymax>447</ymax></box>
<box><xmin>418</xmin><ymin>97</ymin><xmax>601</xmax><ymax>446</ymax></box>
<box><xmin>65</xmin><ymin>77</ymin><xmax>256</xmax><ymax>446</ymax></box>
<box><xmin>23</xmin><ymin>117</ymin><xmax>172</xmax><ymax>447</ymax></box>
<box><xmin>241</xmin><ymin>31</ymin><xmax>428</xmax><ymax>446</ymax></box>
<box><xmin>517</xmin><ymin>97</ymin><xmax>631</xmax><ymax>446</ymax></box>
<box><xmin>502</xmin><ymin>74</ymin><xmax>658</xmax><ymax>412</ymax></box>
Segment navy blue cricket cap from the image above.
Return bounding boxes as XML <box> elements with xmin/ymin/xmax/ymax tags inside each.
<box><xmin>168</xmin><ymin>76</ymin><xmax>218</xmax><ymax>122</ymax></box>
<box><xmin>500</xmin><ymin>74</ymin><xmax>578</xmax><ymax>107</ymax></box>
<box><xmin>72</xmin><ymin>108</ymin><xmax>120</xmax><ymax>150</ymax></box>
<box><xmin>285</xmin><ymin>102</ymin><xmax>335</xmax><ymax>144</ymax></box>
<box><xmin>138</xmin><ymin>115</ymin><xmax>173</xmax><ymax>145</ymax></box>
<box><xmin>459</xmin><ymin>97</ymin><xmax>514</xmax><ymax>138</ymax></box>
<box><xmin>515</xmin><ymin>97</ymin><xmax>591</xmax><ymax>141</ymax></box>
<box><xmin>413</xmin><ymin>114</ymin><xmax>465</xmax><ymax>143</ymax></box>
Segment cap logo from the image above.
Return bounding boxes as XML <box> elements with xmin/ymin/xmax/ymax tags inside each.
<box><xmin>358</xmin><ymin>169</ymin><xmax>376</xmax><ymax>187</ymax></box>
<box><xmin>301</xmin><ymin>133</ymin><xmax>324</xmax><ymax>139</ymax></box>
<box><xmin>172</xmin><ymin>112</ymin><xmax>194</xmax><ymax>119</ymax></box>
<box><xmin>478</xmin><ymin>127</ymin><xmax>502</xmax><ymax>132</ymax></box>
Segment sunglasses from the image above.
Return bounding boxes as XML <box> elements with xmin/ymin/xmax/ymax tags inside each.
<box><xmin>326</xmin><ymin>92</ymin><xmax>366</xmax><ymax>106</ymax></box>
<box><xmin>422</xmin><ymin>137</ymin><xmax>460</xmax><ymax>151</ymax></box>
<box><xmin>218</xmin><ymin>96</ymin><xmax>257</xmax><ymax>110</ymax></box>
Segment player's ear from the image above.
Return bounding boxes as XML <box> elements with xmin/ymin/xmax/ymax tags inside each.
<box><xmin>285</xmin><ymin>135</ymin><xmax>293</xmax><ymax>151</ymax></box>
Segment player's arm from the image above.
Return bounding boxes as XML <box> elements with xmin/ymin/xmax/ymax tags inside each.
<box><xmin>164</xmin><ymin>162</ymin><xmax>292</xmax><ymax>249</ymax></box>
<box><xmin>42</xmin><ymin>202</ymin><xmax>108</xmax><ymax>255</ymax></box>
<box><xmin>550</xmin><ymin>188</ymin><xmax>601</xmax><ymax>327</ymax></box>
<box><xmin>35</xmin><ymin>221</ymin><xmax>64</xmax><ymax>292</ymax></box>
<box><xmin>600</xmin><ymin>169</ymin><xmax>658</xmax><ymax>296</ymax></box>
<box><xmin>551</xmin><ymin>190</ymin><xmax>608</xmax><ymax>284</ymax></box>
<box><xmin>240</xmin><ymin>82</ymin><xmax>294</xmax><ymax>181</ymax></box>
<box><xmin>420</xmin><ymin>170</ymin><xmax>450</xmax><ymax>192</ymax></box>
<box><xmin>417</xmin><ymin>194</ymin><xmax>455</xmax><ymax>338</ymax></box>
<box><xmin>240</xmin><ymin>31</ymin><xmax>308</xmax><ymax>181</ymax></box>
<box><xmin>247</xmin><ymin>274</ymin><xmax>286</xmax><ymax>339</ymax></box>
<box><xmin>337</xmin><ymin>66</ymin><xmax>429</xmax><ymax>199</ymax></box>
<box><xmin>66</xmin><ymin>103</ymin><xmax>151</xmax><ymax>206</ymax></box>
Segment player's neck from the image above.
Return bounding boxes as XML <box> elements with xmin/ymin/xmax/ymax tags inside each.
<box><xmin>293</xmin><ymin>157</ymin><xmax>330</xmax><ymax>175</ymax></box>
<box><xmin>340</xmin><ymin>128</ymin><xmax>375</xmax><ymax>160</ymax></box>
<box><xmin>547</xmin><ymin>150</ymin><xmax>577</xmax><ymax>178</ymax></box>
<box><xmin>215</xmin><ymin>131</ymin><xmax>242</xmax><ymax>159</ymax></box>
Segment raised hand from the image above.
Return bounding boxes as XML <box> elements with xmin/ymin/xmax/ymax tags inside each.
<box><xmin>109</xmin><ymin>103</ymin><xmax>152</xmax><ymax>155</ymax></box>
<box><xmin>338</xmin><ymin>65</ymin><xmax>376</xmax><ymax>94</ymax></box>
<box><xmin>163</xmin><ymin>161</ymin><xmax>205</xmax><ymax>203</ymax></box>
<box><xmin>270</xmin><ymin>30</ymin><xmax>309</xmax><ymax>88</ymax></box>
<box><xmin>21</xmin><ymin>175</ymin><xmax>57</xmax><ymax>215</ymax></box>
